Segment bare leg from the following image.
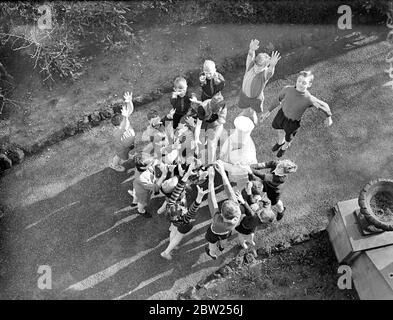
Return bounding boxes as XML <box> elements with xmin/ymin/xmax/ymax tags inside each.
<box><xmin>250</xmin><ymin>233</ymin><xmax>256</xmax><ymax>246</ymax></box>
<box><xmin>157</xmin><ymin>200</ymin><xmax>167</xmax><ymax>215</ymax></box>
<box><xmin>273</xmin><ymin>200</ymin><xmax>285</xmax><ymax>213</ymax></box>
<box><xmin>238</xmin><ymin>233</ymin><xmax>248</xmax><ymax>249</ymax></box>
<box><xmin>277</xmin><ymin>130</ymin><xmax>286</xmax><ymax>145</ymax></box>
<box><xmin>137</xmin><ymin>203</ymin><xmax>146</xmax><ymax>213</ymax></box>
<box><xmin>208</xmin><ymin>242</ymin><xmax>219</xmax><ymax>258</ymax></box>
<box><xmin>161</xmin><ymin>228</ymin><xmax>184</xmax><ymax>260</ymax></box>
<box><xmin>207</xmin><ymin>125</ymin><xmax>223</xmax><ymax>164</ymax></box>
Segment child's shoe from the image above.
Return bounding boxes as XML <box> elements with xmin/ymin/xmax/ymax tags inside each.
<box><xmin>239</xmin><ymin>241</ymin><xmax>248</xmax><ymax>249</ymax></box>
<box><xmin>160</xmin><ymin>251</ymin><xmax>172</xmax><ymax>260</ymax></box>
<box><xmin>110</xmin><ymin>163</ymin><xmax>126</xmax><ymax>172</ymax></box>
<box><xmin>127</xmin><ymin>189</ymin><xmax>138</xmax><ymax>206</ymax></box>
<box><xmin>272</xmin><ymin>142</ymin><xmax>284</xmax><ymax>152</ymax></box>
<box><xmin>276</xmin><ymin>207</ymin><xmax>286</xmax><ymax>221</ymax></box>
<box><xmin>137</xmin><ymin>210</ymin><xmax>152</xmax><ymax>218</ymax></box>
<box><xmin>204</xmin><ymin>245</ymin><xmax>217</xmax><ymax>260</ymax></box>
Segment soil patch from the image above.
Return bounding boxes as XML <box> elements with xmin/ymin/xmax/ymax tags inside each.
<box><xmin>370</xmin><ymin>192</ymin><xmax>393</xmax><ymax>223</ymax></box>
<box><xmin>192</xmin><ymin>233</ymin><xmax>358</xmax><ymax>300</ymax></box>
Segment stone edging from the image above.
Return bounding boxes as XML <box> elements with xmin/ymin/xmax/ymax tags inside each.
<box><xmin>177</xmin><ymin>228</ymin><xmax>327</xmax><ymax>300</ymax></box>
<box><xmin>0</xmin><ymin>26</ymin><xmax>338</xmax><ymax>173</ymax></box>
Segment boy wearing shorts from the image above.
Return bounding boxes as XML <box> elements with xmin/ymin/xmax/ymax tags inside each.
<box><xmin>205</xmin><ymin>160</ymin><xmax>241</xmax><ymax>259</ymax></box>
<box><xmin>260</xmin><ymin>71</ymin><xmax>333</xmax><ymax>157</ymax></box>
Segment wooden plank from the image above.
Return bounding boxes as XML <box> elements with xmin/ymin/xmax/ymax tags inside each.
<box><xmin>352</xmin><ymin>247</ymin><xmax>393</xmax><ymax>300</ymax></box>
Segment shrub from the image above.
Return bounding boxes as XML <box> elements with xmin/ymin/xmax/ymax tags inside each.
<box><xmin>0</xmin><ymin>1</ymin><xmax>136</xmax><ymax>85</ymax></box>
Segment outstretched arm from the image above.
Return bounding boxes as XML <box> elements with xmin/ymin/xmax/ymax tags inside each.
<box><xmin>265</xmin><ymin>51</ymin><xmax>281</xmax><ymax>81</ymax></box>
<box><xmin>208</xmin><ymin>167</ymin><xmax>219</xmax><ymax>216</ymax></box>
<box><xmin>246</xmin><ymin>39</ymin><xmax>260</xmax><ymax>71</ymax></box>
<box><xmin>260</xmin><ymin>86</ymin><xmax>287</xmax><ymax>122</ymax></box>
<box><xmin>215</xmin><ymin>160</ymin><xmax>237</xmax><ymax>202</ymax></box>
<box><xmin>310</xmin><ymin>95</ymin><xmax>333</xmax><ymax>126</ymax></box>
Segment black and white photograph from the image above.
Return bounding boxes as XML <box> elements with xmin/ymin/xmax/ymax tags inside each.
<box><xmin>0</xmin><ymin>0</ymin><xmax>392</xmax><ymax>305</ymax></box>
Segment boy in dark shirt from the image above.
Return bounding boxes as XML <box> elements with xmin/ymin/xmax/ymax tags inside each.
<box><xmin>234</xmin><ymin>189</ymin><xmax>275</xmax><ymax>249</ymax></box>
<box><xmin>199</xmin><ymin>60</ymin><xmax>225</xmax><ymax>102</ymax></box>
<box><xmin>170</xmin><ymin>76</ymin><xmax>195</xmax><ymax>129</ymax></box>
<box><xmin>249</xmin><ymin>159</ymin><xmax>297</xmax><ymax>221</ymax></box>
<box><xmin>260</xmin><ymin>70</ymin><xmax>333</xmax><ymax>157</ymax></box>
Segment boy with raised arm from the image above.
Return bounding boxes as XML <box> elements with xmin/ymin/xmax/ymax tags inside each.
<box><xmin>237</xmin><ymin>39</ymin><xmax>281</xmax><ymax>124</ymax></box>
<box><xmin>204</xmin><ymin>160</ymin><xmax>241</xmax><ymax>259</ymax></box>
<box><xmin>110</xmin><ymin>92</ymin><xmax>136</xmax><ymax>172</ymax></box>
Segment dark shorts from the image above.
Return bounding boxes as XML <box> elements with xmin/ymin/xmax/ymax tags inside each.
<box><xmin>205</xmin><ymin>225</ymin><xmax>232</xmax><ymax>244</ymax></box>
<box><xmin>264</xmin><ymin>182</ymin><xmax>281</xmax><ymax>206</ymax></box>
<box><xmin>116</xmin><ymin>143</ymin><xmax>135</xmax><ymax>160</ymax></box>
<box><xmin>235</xmin><ymin>222</ymin><xmax>256</xmax><ymax>235</ymax></box>
<box><xmin>237</xmin><ymin>90</ymin><xmax>263</xmax><ymax>113</ymax></box>
<box><xmin>272</xmin><ymin>108</ymin><xmax>301</xmax><ymax>142</ymax></box>
<box><xmin>176</xmin><ymin>222</ymin><xmax>194</xmax><ymax>235</ymax></box>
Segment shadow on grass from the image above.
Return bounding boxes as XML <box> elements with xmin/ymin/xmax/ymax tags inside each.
<box><xmin>0</xmin><ymin>159</ymin><xmax>238</xmax><ymax>300</ymax></box>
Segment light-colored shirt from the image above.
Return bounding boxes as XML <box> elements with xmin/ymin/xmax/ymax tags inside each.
<box><xmin>242</xmin><ymin>55</ymin><xmax>274</xmax><ymax>99</ymax></box>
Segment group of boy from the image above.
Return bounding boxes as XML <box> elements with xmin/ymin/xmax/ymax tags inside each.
<box><xmin>107</xmin><ymin>38</ymin><xmax>333</xmax><ymax>260</ymax></box>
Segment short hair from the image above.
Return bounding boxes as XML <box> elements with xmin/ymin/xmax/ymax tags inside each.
<box><xmin>221</xmin><ymin>199</ymin><xmax>241</xmax><ymax>220</ymax></box>
<box><xmin>210</xmin><ymin>92</ymin><xmax>225</xmax><ymax>112</ymax></box>
<box><xmin>147</xmin><ymin>109</ymin><xmax>160</xmax><ymax>121</ymax></box>
<box><xmin>161</xmin><ymin>176</ymin><xmax>179</xmax><ymax>195</ymax></box>
<box><xmin>251</xmin><ymin>180</ymin><xmax>264</xmax><ymax>195</ymax></box>
<box><xmin>299</xmin><ymin>70</ymin><xmax>314</xmax><ymax>82</ymax></box>
<box><xmin>174</xmin><ymin>76</ymin><xmax>187</xmax><ymax>89</ymax></box>
<box><xmin>134</xmin><ymin>154</ymin><xmax>149</xmax><ymax>172</ymax></box>
<box><xmin>203</xmin><ymin>60</ymin><xmax>216</xmax><ymax>73</ymax></box>
<box><xmin>279</xmin><ymin>159</ymin><xmax>298</xmax><ymax>174</ymax></box>
<box><xmin>255</xmin><ymin>53</ymin><xmax>270</xmax><ymax>66</ymax></box>
<box><xmin>111</xmin><ymin>114</ymin><xmax>123</xmax><ymax>127</ymax></box>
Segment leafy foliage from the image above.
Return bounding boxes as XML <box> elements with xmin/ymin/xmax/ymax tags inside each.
<box><xmin>0</xmin><ymin>1</ymin><xmax>135</xmax><ymax>85</ymax></box>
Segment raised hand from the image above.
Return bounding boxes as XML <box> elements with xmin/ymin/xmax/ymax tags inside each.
<box><xmin>121</xmin><ymin>105</ymin><xmax>129</xmax><ymax>118</ymax></box>
<box><xmin>196</xmin><ymin>185</ymin><xmax>209</xmax><ymax>201</ymax></box>
<box><xmin>269</xmin><ymin>51</ymin><xmax>281</xmax><ymax>66</ymax></box>
<box><xmin>324</xmin><ymin>116</ymin><xmax>333</xmax><ymax>127</ymax></box>
<box><xmin>235</xmin><ymin>190</ymin><xmax>245</xmax><ymax>204</ymax></box>
<box><xmin>214</xmin><ymin>159</ymin><xmax>226</xmax><ymax>173</ymax></box>
<box><xmin>245</xmin><ymin>181</ymin><xmax>253</xmax><ymax>195</ymax></box>
<box><xmin>124</xmin><ymin>91</ymin><xmax>133</xmax><ymax>103</ymax></box>
<box><xmin>167</xmin><ymin>108</ymin><xmax>176</xmax><ymax>119</ymax></box>
<box><xmin>185</xmin><ymin>116</ymin><xmax>195</xmax><ymax>127</ymax></box>
<box><xmin>249</xmin><ymin>39</ymin><xmax>260</xmax><ymax>51</ymax></box>
<box><xmin>178</xmin><ymin>163</ymin><xmax>185</xmax><ymax>177</ymax></box>
<box><xmin>190</xmin><ymin>95</ymin><xmax>199</xmax><ymax>103</ymax></box>
<box><xmin>168</xmin><ymin>164</ymin><xmax>176</xmax><ymax>172</ymax></box>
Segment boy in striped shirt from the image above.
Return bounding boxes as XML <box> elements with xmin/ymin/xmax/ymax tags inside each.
<box><xmin>161</xmin><ymin>162</ymin><xmax>209</xmax><ymax>260</ymax></box>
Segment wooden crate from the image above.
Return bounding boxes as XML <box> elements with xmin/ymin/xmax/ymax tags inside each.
<box><xmin>327</xmin><ymin>199</ymin><xmax>393</xmax><ymax>264</ymax></box>
<box><xmin>351</xmin><ymin>246</ymin><xmax>393</xmax><ymax>300</ymax></box>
